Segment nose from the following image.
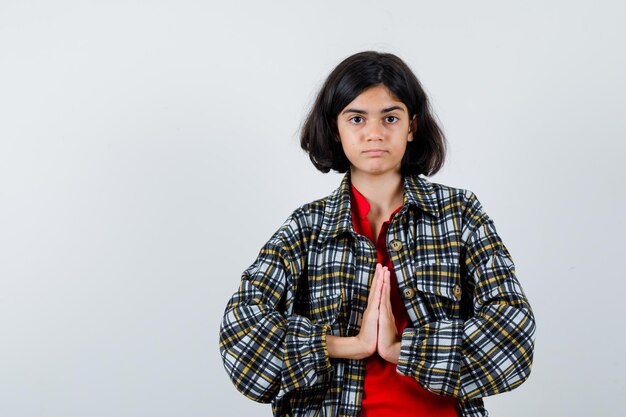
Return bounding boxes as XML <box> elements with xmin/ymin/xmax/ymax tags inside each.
<box><xmin>365</xmin><ymin>121</ymin><xmax>384</xmax><ymax>140</ymax></box>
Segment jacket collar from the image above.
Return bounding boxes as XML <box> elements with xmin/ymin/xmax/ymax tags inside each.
<box><xmin>317</xmin><ymin>170</ymin><xmax>440</xmax><ymax>244</ymax></box>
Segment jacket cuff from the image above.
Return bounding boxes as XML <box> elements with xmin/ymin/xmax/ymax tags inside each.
<box><xmin>280</xmin><ymin>317</ymin><xmax>333</xmax><ymax>396</ymax></box>
<box><xmin>396</xmin><ymin>326</ymin><xmax>424</xmax><ymax>376</ymax></box>
<box><xmin>396</xmin><ymin>320</ymin><xmax>464</xmax><ymax>397</ymax></box>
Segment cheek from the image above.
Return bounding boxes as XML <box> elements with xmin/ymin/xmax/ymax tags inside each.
<box><xmin>337</xmin><ymin>124</ymin><xmax>350</xmax><ymax>140</ymax></box>
<box><xmin>337</xmin><ymin>129</ymin><xmax>356</xmax><ymax>148</ymax></box>
<box><xmin>340</xmin><ymin>141</ymin><xmax>357</xmax><ymax>158</ymax></box>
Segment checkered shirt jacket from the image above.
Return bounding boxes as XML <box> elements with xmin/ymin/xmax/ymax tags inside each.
<box><xmin>219</xmin><ymin>170</ymin><xmax>536</xmax><ymax>417</ymax></box>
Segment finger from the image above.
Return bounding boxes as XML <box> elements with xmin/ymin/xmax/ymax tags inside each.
<box><xmin>368</xmin><ymin>264</ymin><xmax>382</xmax><ymax>303</ymax></box>
<box><xmin>380</xmin><ymin>271</ymin><xmax>393</xmax><ymax>324</ymax></box>
<box><xmin>384</xmin><ymin>272</ymin><xmax>397</xmax><ymax>324</ymax></box>
<box><xmin>374</xmin><ymin>265</ymin><xmax>386</xmax><ymax>306</ymax></box>
<box><xmin>379</xmin><ymin>278</ymin><xmax>387</xmax><ymax>314</ymax></box>
<box><xmin>377</xmin><ymin>267</ymin><xmax>388</xmax><ymax>306</ymax></box>
<box><xmin>379</xmin><ymin>270</ymin><xmax>388</xmax><ymax>313</ymax></box>
<box><xmin>371</xmin><ymin>264</ymin><xmax>381</xmax><ymax>290</ymax></box>
<box><xmin>374</xmin><ymin>267</ymin><xmax>383</xmax><ymax>305</ymax></box>
<box><xmin>384</xmin><ymin>269</ymin><xmax>391</xmax><ymax>303</ymax></box>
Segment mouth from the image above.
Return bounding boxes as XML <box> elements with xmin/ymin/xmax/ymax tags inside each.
<box><xmin>363</xmin><ymin>149</ymin><xmax>386</xmax><ymax>156</ymax></box>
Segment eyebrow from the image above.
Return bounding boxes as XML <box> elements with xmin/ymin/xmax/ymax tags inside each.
<box><xmin>340</xmin><ymin>105</ymin><xmax>406</xmax><ymax>115</ymax></box>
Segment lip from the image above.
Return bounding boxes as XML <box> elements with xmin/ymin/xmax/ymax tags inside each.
<box><xmin>363</xmin><ymin>149</ymin><xmax>386</xmax><ymax>156</ymax></box>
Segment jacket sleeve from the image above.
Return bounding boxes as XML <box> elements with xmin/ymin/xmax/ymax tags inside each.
<box><xmin>218</xmin><ymin>208</ymin><xmax>333</xmax><ymax>403</ymax></box>
<box><xmin>396</xmin><ymin>190</ymin><xmax>536</xmax><ymax>400</ymax></box>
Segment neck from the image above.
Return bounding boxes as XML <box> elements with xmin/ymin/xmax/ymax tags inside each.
<box><xmin>350</xmin><ymin>169</ymin><xmax>404</xmax><ymax>215</ymax></box>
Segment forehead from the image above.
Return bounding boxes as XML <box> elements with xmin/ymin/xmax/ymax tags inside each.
<box><xmin>345</xmin><ymin>84</ymin><xmax>405</xmax><ymax>109</ymax></box>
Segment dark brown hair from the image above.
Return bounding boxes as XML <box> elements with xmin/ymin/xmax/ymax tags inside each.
<box><xmin>300</xmin><ymin>51</ymin><xmax>446</xmax><ymax>176</ymax></box>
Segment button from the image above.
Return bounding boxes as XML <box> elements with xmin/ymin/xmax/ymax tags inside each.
<box><xmin>402</xmin><ymin>287</ymin><xmax>415</xmax><ymax>299</ymax></box>
<box><xmin>389</xmin><ymin>239</ymin><xmax>403</xmax><ymax>251</ymax></box>
<box><xmin>453</xmin><ymin>284</ymin><xmax>462</xmax><ymax>300</ymax></box>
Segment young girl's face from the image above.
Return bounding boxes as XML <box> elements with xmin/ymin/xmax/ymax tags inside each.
<box><xmin>336</xmin><ymin>84</ymin><xmax>416</xmax><ymax>177</ymax></box>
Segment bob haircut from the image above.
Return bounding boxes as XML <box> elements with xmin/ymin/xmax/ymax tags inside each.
<box><xmin>300</xmin><ymin>51</ymin><xmax>446</xmax><ymax>176</ymax></box>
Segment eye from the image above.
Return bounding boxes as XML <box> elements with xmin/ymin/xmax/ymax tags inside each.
<box><xmin>349</xmin><ymin>116</ymin><xmax>364</xmax><ymax>125</ymax></box>
<box><xmin>385</xmin><ymin>115</ymin><xmax>399</xmax><ymax>123</ymax></box>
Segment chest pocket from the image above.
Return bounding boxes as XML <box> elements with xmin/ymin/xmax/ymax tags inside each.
<box><xmin>295</xmin><ymin>292</ymin><xmax>343</xmax><ymax>335</ymax></box>
<box><xmin>413</xmin><ymin>262</ymin><xmax>463</xmax><ymax>321</ymax></box>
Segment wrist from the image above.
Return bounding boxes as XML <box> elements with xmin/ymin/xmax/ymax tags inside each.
<box><xmin>355</xmin><ymin>335</ymin><xmax>377</xmax><ymax>359</ymax></box>
<box><xmin>327</xmin><ymin>335</ymin><xmax>375</xmax><ymax>360</ymax></box>
<box><xmin>380</xmin><ymin>340</ymin><xmax>401</xmax><ymax>364</ymax></box>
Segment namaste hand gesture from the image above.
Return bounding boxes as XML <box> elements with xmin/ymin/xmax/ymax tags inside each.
<box><xmin>326</xmin><ymin>263</ymin><xmax>401</xmax><ymax>363</ymax></box>
<box><xmin>374</xmin><ymin>263</ymin><xmax>402</xmax><ymax>362</ymax></box>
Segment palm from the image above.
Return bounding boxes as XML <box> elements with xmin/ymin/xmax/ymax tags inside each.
<box><xmin>377</xmin><ymin>267</ymin><xmax>400</xmax><ymax>362</ymax></box>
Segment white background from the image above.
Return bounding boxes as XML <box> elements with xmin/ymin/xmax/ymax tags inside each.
<box><xmin>1</xmin><ymin>1</ymin><xmax>625</xmax><ymax>416</ymax></box>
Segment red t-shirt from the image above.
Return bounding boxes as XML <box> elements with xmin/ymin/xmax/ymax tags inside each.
<box><xmin>350</xmin><ymin>183</ymin><xmax>460</xmax><ymax>417</ymax></box>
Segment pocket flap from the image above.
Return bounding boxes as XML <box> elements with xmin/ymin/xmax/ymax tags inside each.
<box><xmin>300</xmin><ymin>292</ymin><xmax>342</xmax><ymax>325</ymax></box>
<box><xmin>413</xmin><ymin>262</ymin><xmax>462</xmax><ymax>301</ymax></box>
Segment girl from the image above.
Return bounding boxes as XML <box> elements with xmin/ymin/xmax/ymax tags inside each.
<box><xmin>219</xmin><ymin>51</ymin><xmax>536</xmax><ymax>417</ymax></box>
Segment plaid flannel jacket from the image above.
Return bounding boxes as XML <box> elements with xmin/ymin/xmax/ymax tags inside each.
<box><xmin>219</xmin><ymin>171</ymin><xmax>536</xmax><ymax>417</ymax></box>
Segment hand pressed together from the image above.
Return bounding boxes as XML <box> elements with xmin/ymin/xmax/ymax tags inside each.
<box><xmin>326</xmin><ymin>263</ymin><xmax>402</xmax><ymax>363</ymax></box>
<box><xmin>376</xmin><ymin>263</ymin><xmax>402</xmax><ymax>363</ymax></box>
